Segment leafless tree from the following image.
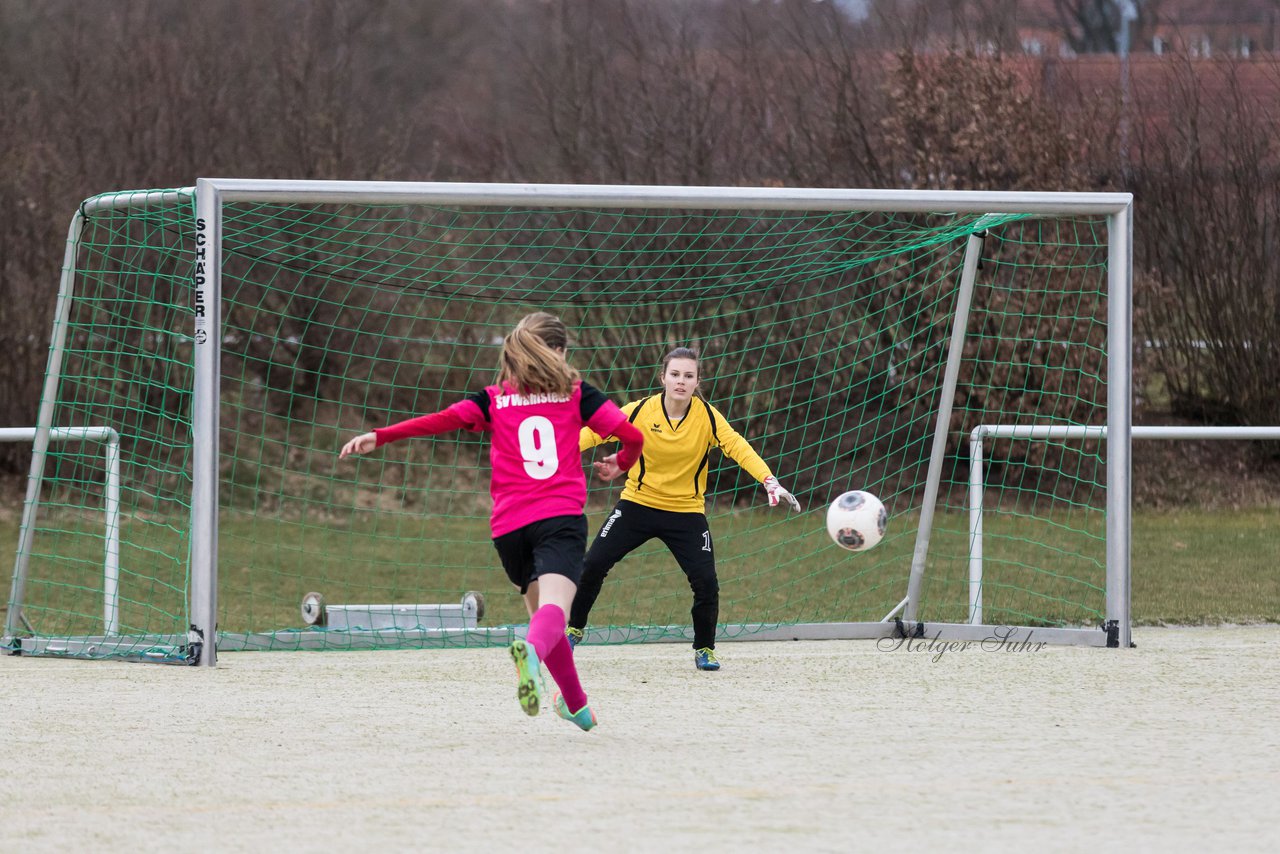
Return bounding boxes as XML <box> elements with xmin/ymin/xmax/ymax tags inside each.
<box><xmin>1131</xmin><ymin>56</ymin><xmax>1280</xmax><ymax>427</ymax></box>
<box><xmin>0</xmin><ymin>0</ymin><xmax>483</xmax><ymax>470</ymax></box>
<box><xmin>1053</xmin><ymin>0</ymin><xmax>1157</xmax><ymax>54</ymax></box>
<box><xmin>1</xmin><ymin>0</ymin><xmax>1275</xmax><ymax>490</ymax></box>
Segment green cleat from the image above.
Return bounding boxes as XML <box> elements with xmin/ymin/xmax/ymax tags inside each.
<box><xmin>565</xmin><ymin>626</ymin><xmax>584</xmax><ymax>649</ymax></box>
<box><xmin>553</xmin><ymin>692</ymin><xmax>598</xmax><ymax>732</ymax></box>
<box><xmin>509</xmin><ymin>639</ymin><xmax>544</xmax><ymax>716</ymax></box>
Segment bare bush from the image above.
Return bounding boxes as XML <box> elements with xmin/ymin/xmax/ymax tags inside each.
<box><xmin>1131</xmin><ymin>57</ymin><xmax>1280</xmax><ymax>428</ymax></box>
<box><xmin>2</xmin><ymin>0</ymin><xmax>1276</xmax><ymax>498</ymax></box>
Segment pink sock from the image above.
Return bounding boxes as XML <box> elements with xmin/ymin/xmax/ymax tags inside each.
<box><xmin>526</xmin><ymin>604</ymin><xmax>588</xmax><ymax>713</ymax></box>
<box><xmin>525</xmin><ymin>603</ymin><xmax>567</xmax><ymax>660</ymax></box>
<box><xmin>543</xmin><ymin>633</ymin><xmax>588</xmax><ymax>713</ymax></box>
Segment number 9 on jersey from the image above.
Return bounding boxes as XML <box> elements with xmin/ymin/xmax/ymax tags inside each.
<box><xmin>517</xmin><ymin>415</ymin><xmax>559</xmax><ymax>480</ymax></box>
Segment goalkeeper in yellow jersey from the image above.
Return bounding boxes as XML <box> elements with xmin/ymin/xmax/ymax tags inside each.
<box><xmin>570</xmin><ymin>347</ymin><xmax>801</xmax><ymax>671</ymax></box>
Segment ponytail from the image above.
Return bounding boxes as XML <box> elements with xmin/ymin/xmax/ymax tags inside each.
<box><xmin>498</xmin><ymin>312</ymin><xmax>580</xmax><ymax>396</ymax></box>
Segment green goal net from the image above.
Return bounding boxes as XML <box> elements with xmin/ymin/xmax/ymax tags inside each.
<box><xmin>4</xmin><ymin>183</ymin><xmax>1130</xmax><ymax>662</ymax></box>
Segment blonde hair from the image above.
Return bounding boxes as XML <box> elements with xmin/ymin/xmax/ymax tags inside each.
<box><xmin>498</xmin><ymin>312</ymin><xmax>580</xmax><ymax>396</ymax></box>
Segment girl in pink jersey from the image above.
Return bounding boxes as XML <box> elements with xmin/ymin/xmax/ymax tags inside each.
<box><xmin>340</xmin><ymin>312</ymin><xmax>643</xmax><ymax>731</ymax></box>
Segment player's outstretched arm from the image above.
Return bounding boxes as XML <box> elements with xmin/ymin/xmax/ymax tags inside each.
<box><xmin>341</xmin><ymin>396</ymin><xmax>489</xmax><ymax>460</ymax></box>
<box><xmin>593</xmin><ymin>419</ymin><xmax>644</xmax><ymax>481</ymax></box>
<box><xmin>763</xmin><ymin>476</ymin><xmax>802</xmax><ymax>512</ymax></box>
<box><xmin>340</xmin><ymin>432</ymin><xmax>378</xmax><ymax>459</ymax></box>
<box><xmin>581</xmin><ymin>399</ymin><xmax>640</xmax><ymax>453</ymax></box>
<box><xmin>704</xmin><ymin>402</ymin><xmax>797</xmax><ymax>509</ymax></box>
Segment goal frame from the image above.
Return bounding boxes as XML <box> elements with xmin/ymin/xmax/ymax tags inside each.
<box><xmin>966</xmin><ymin>425</ymin><xmax>1280</xmax><ymax>626</ymax></box>
<box><xmin>6</xmin><ymin>180</ymin><xmax>1135</xmax><ymax>665</ymax></box>
<box><xmin>2</xmin><ymin>427</ymin><xmax>122</xmax><ymax>635</ymax></box>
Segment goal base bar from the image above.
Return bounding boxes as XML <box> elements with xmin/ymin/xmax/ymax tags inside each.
<box><xmin>3</xmin><ymin>620</ymin><xmax>1109</xmax><ymax>662</ymax></box>
<box><xmin>584</xmin><ymin>621</ymin><xmax>1109</xmax><ymax>647</ymax></box>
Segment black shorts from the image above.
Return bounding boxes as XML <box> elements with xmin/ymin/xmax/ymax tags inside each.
<box><xmin>587</xmin><ymin>500</ymin><xmax>715</xmax><ymax>580</ymax></box>
<box><xmin>491</xmin><ymin>514</ymin><xmax>588</xmax><ymax>594</ymax></box>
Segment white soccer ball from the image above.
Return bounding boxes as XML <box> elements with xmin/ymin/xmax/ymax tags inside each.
<box><xmin>826</xmin><ymin>490</ymin><xmax>887</xmax><ymax>552</ymax></box>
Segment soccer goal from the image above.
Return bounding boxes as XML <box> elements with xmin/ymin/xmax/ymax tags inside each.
<box><xmin>3</xmin><ymin>181</ymin><xmax>1133</xmax><ymax>666</ymax></box>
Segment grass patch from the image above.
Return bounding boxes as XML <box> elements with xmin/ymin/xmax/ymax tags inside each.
<box><xmin>2</xmin><ymin>507</ymin><xmax>1276</xmax><ymax>644</ymax></box>
<box><xmin>1131</xmin><ymin>509</ymin><xmax>1280</xmax><ymax>624</ymax></box>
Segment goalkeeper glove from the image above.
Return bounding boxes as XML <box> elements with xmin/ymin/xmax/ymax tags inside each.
<box><xmin>763</xmin><ymin>476</ymin><xmax>802</xmax><ymax>512</ymax></box>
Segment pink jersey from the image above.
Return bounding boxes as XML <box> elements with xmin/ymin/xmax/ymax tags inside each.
<box><xmin>375</xmin><ymin>379</ymin><xmax>632</xmax><ymax>537</ymax></box>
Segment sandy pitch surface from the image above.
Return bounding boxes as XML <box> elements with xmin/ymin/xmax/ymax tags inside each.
<box><xmin>2</xmin><ymin>625</ymin><xmax>1278</xmax><ymax>852</ymax></box>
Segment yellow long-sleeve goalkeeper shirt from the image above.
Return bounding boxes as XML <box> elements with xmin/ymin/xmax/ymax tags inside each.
<box><xmin>580</xmin><ymin>393</ymin><xmax>773</xmax><ymax>513</ymax></box>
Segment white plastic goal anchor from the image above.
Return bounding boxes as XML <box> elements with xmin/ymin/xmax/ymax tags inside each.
<box><xmin>300</xmin><ymin>590</ymin><xmax>486</xmax><ymax>631</ymax></box>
